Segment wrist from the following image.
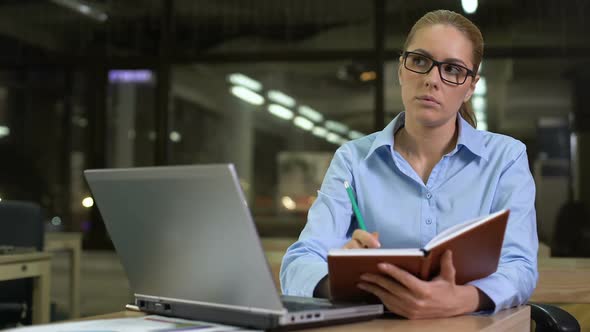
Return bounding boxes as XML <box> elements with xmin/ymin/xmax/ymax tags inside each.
<box><xmin>455</xmin><ymin>285</ymin><xmax>481</xmax><ymax>314</ymax></box>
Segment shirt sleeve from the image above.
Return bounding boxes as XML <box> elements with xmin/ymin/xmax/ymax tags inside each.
<box><xmin>280</xmin><ymin>145</ymin><xmax>356</xmax><ymax>297</ymax></box>
<box><xmin>468</xmin><ymin>143</ymin><xmax>539</xmax><ymax>313</ymax></box>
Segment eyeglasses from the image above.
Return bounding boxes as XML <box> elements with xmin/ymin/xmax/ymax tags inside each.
<box><xmin>402</xmin><ymin>51</ymin><xmax>475</xmax><ymax>85</ymax></box>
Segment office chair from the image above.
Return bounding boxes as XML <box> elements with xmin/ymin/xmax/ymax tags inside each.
<box><xmin>0</xmin><ymin>200</ymin><xmax>45</xmax><ymax>328</ymax></box>
<box><xmin>529</xmin><ymin>302</ymin><xmax>581</xmax><ymax>331</ymax></box>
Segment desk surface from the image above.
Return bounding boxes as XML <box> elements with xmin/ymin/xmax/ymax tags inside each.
<box><xmin>0</xmin><ymin>251</ymin><xmax>51</xmax><ymax>264</ymax></box>
<box><xmin>84</xmin><ymin>306</ymin><xmax>530</xmax><ymax>332</ymax></box>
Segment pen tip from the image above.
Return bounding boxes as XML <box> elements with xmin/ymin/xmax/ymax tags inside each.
<box><xmin>343</xmin><ymin>181</ymin><xmax>350</xmax><ymax>188</ymax></box>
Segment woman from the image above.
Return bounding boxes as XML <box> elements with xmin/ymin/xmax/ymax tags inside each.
<box><xmin>280</xmin><ymin>9</ymin><xmax>538</xmax><ymax>319</ymax></box>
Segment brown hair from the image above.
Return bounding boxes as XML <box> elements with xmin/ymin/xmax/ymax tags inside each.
<box><xmin>402</xmin><ymin>10</ymin><xmax>483</xmax><ymax>128</ymax></box>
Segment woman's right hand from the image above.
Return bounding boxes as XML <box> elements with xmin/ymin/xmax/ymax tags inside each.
<box><xmin>343</xmin><ymin>230</ymin><xmax>381</xmax><ymax>249</ymax></box>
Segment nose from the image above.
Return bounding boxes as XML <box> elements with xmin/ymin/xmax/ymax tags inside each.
<box><xmin>424</xmin><ymin>64</ymin><xmax>442</xmax><ymax>88</ymax></box>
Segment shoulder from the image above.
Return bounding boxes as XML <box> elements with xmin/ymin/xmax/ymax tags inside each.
<box><xmin>335</xmin><ymin>132</ymin><xmax>381</xmax><ymax>161</ymax></box>
<box><xmin>479</xmin><ymin>130</ymin><xmax>527</xmax><ymax>165</ymax></box>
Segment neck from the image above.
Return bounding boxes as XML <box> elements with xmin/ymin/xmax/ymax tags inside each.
<box><xmin>395</xmin><ymin>116</ymin><xmax>458</xmax><ymax>161</ymax></box>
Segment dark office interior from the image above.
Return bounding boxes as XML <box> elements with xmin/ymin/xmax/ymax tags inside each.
<box><xmin>0</xmin><ymin>0</ymin><xmax>589</xmax><ymax>329</ymax></box>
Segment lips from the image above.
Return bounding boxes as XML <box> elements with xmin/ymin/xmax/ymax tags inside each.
<box><xmin>416</xmin><ymin>95</ymin><xmax>441</xmax><ymax>105</ymax></box>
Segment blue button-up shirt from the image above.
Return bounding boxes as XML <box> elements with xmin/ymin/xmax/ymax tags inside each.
<box><xmin>280</xmin><ymin>112</ymin><xmax>538</xmax><ymax>313</ymax></box>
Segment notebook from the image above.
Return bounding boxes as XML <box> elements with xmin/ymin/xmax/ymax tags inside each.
<box><xmin>328</xmin><ymin>209</ymin><xmax>510</xmax><ymax>301</ymax></box>
<box><xmin>84</xmin><ymin>164</ymin><xmax>383</xmax><ymax>330</ymax></box>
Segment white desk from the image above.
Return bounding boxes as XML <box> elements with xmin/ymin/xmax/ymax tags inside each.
<box><xmin>44</xmin><ymin>232</ymin><xmax>82</xmax><ymax>318</ymax></box>
<box><xmin>0</xmin><ymin>252</ymin><xmax>52</xmax><ymax>324</ymax></box>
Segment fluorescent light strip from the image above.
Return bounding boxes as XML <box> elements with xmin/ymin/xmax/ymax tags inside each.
<box><xmin>49</xmin><ymin>0</ymin><xmax>108</xmax><ymax>22</ymax></box>
<box><xmin>293</xmin><ymin>116</ymin><xmax>314</xmax><ymax>131</ymax></box>
<box><xmin>298</xmin><ymin>105</ymin><xmax>324</xmax><ymax>123</ymax></box>
<box><xmin>472</xmin><ymin>96</ymin><xmax>486</xmax><ymax>111</ymax></box>
<box><xmin>230</xmin><ymin>86</ymin><xmax>265</xmax><ymax>105</ymax></box>
<box><xmin>312</xmin><ymin>127</ymin><xmax>328</xmax><ymax>138</ymax></box>
<box><xmin>474</xmin><ymin>77</ymin><xmax>486</xmax><ymax>96</ymax></box>
<box><xmin>268</xmin><ymin>90</ymin><xmax>295</xmax><ymax>108</ymax></box>
<box><xmin>326</xmin><ymin>132</ymin><xmax>342</xmax><ymax>144</ymax></box>
<box><xmin>325</xmin><ymin>120</ymin><xmax>348</xmax><ymax>134</ymax></box>
<box><xmin>227</xmin><ymin>73</ymin><xmax>262</xmax><ymax>92</ymax></box>
<box><xmin>268</xmin><ymin>104</ymin><xmax>294</xmax><ymax>120</ymax></box>
<box><xmin>349</xmin><ymin>130</ymin><xmax>365</xmax><ymax>140</ymax></box>
<box><xmin>0</xmin><ymin>126</ymin><xmax>10</xmax><ymax>137</ymax></box>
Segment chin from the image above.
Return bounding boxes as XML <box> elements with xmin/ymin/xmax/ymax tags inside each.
<box><xmin>408</xmin><ymin>108</ymin><xmax>454</xmax><ymax>128</ymax></box>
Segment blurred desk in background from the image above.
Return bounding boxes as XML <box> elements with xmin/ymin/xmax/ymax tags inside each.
<box><xmin>44</xmin><ymin>232</ymin><xmax>82</xmax><ymax>319</ymax></box>
<box><xmin>0</xmin><ymin>252</ymin><xmax>51</xmax><ymax>324</ymax></box>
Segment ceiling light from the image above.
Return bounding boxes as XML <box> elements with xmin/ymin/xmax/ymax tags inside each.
<box><xmin>268</xmin><ymin>90</ymin><xmax>295</xmax><ymax>108</ymax></box>
<box><xmin>312</xmin><ymin>127</ymin><xmax>328</xmax><ymax>138</ymax></box>
<box><xmin>360</xmin><ymin>71</ymin><xmax>377</xmax><ymax>82</ymax></box>
<box><xmin>349</xmin><ymin>130</ymin><xmax>365</xmax><ymax>140</ymax></box>
<box><xmin>325</xmin><ymin>120</ymin><xmax>348</xmax><ymax>134</ymax></box>
<box><xmin>281</xmin><ymin>196</ymin><xmax>296</xmax><ymax>210</ymax></box>
<box><xmin>227</xmin><ymin>73</ymin><xmax>262</xmax><ymax>92</ymax></box>
<box><xmin>268</xmin><ymin>104</ymin><xmax>294</xmax><ymax>120</ymax></box>
<box><xmin>169</xmin><ymin>131</ymin><xmax>182</xmax><ymax>142</ymax></box>
<box><xmin>230</xmin><ymin>86</ymin><xmax>265</xmax><ymax>105</ymax></box>
<box><xmin>82</xmin><ymin>197</ymin><xmax>94</xmax><ymax>208</ymax></box>
<box><xmin>326</xmin><ymin>133</ymin><xmax>342</xmax><ymax>144</ymax></box>
<box><xmin>298</xmin><ymin>105</ymin><xmax>324</xmax><ymax>123</ymax></box>
<box><xmin>50</xmin><ymin>0</ymin><xmax>108</xmax><ymax>22</ymax></box>
<box><xmin>461</xmin><ymin>0</ymin><xmax>478</xmax><ymax>14</ymax></box>
<box><xmin>293</xmin><ymin>116</ymin><xmax>314</xmax><ymax>131</ymax></box>
<box><xmin>0</xmin><ymin>126</ymin><xmax>10</xmax><ymax>138</ymax></box>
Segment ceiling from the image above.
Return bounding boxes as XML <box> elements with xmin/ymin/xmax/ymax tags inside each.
<box><xmin>0</xmin><ymin>0</ymin><xmax>588</xmax><ymax>140</ymax></box>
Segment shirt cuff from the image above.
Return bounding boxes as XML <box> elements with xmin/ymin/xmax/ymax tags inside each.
<box><xmin>467</xmin><ymin>273</ymin><xmax>517</xmax><ymax>314</ymax></box>
<box><xmin>301</xmin><ymin>261</ymin><xmax>329</xmax><ymax>297</ymax></box>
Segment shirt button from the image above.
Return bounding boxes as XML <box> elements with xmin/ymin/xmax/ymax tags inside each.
<box><xmin>426</xmin><ymin>192</ymin><xmax>432</xmax><ymax>199</ymax></box>
<box><xmin>425</xmin><ymin>218</ymin><xmax>432</xmax><ymax>225</ymax></box>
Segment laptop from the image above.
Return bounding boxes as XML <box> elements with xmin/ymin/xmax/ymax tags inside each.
<box><xmin>84</xmin><ymin>164</ymin><xmax>383</xmax><ymax>330</ymax></box>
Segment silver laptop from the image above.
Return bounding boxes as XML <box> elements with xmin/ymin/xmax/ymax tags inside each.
<box><xmin>84</xmin><ymin>164</ymin><xmax>383</xmax><ymax>330</ymax></box>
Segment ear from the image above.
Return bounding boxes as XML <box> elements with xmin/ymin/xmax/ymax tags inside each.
<box><xmin>463</xmin><ymin>75</ymin><xmax>480</xmax><ymax>103</ymax></box>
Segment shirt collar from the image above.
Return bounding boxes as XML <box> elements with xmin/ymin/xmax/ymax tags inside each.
<box><xmin>365</xmin><ymin>112</ymin><xmax>489</xmax><ymax>161</ymax></box>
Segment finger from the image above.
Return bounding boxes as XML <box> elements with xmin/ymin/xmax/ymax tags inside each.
<box><xmin>439</xmin><ymin>250</ymin><xmax>456</xmax><ymax>283</ymax></box>
<box><xmin>357</xmin><ymin>282</ymin><xmax>409</xmax><ymax>317</ymax></box>
<box><xmin>352</xmin><ymin>229</ymin><xmax>381</xmax><ymax>248</ymax></box>
<box><xmin>343</xmin><ymin>239</ymin><xmax>364</xmax><ymax>249</ymax></box>
<box><xmin>377</xmin><ymin>263</ymin><xmax>427</xmax><ymax>295</ymax></box>
<box><xmin>359</xmin><ymin>273</ymin><xmax>414</xmax><ymax>303</ymax></box>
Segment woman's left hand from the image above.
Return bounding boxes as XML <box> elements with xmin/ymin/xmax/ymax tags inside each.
<box><xmin>357</xmin><ymin>250</ymin><xmax>481</xmax><ymax>319</ymax></box>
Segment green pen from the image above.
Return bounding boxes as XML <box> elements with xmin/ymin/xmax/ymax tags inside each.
<box><xmin>343</xmin><ymin>181</ymin><xmax>367</xmax><ymax>231</ymax></box>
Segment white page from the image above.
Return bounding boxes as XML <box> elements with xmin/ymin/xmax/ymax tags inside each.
<box><xmin>329</xmin><ymin>248</ymin><xmax>424</xmax><ymax>256</ymax></box>
<box><xmin>424</xmin><ymin>209</ymin><xmax>507</xmax><ymax>251</ymax></box>
<box><xmin>5</xmin><ymin>315</ymin><xmax>260</xmax><ymax>332</ymax></box>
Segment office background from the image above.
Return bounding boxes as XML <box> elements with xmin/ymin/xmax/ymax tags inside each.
<box><xmin>0</xmin><ymin>0</ymin><xmax>589</xmax><ymax>323</ymax></box>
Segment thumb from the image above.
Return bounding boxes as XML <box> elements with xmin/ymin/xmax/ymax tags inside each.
<box><xmin>371</xmin><ymin>231</ymin><xmax>380</xmax><ymax>239</ymax></box>
<box><xmin>439</xmin><ymin>250</ymin><xmax>456</xmax><ymax>283</ymax></box>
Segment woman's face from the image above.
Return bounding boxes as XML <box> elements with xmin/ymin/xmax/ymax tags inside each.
<box><xmin>399</xmin><ymin>24</ymin><xmax>479</xmax><ymax>128</ymax></box>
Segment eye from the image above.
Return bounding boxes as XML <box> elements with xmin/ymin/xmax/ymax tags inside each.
<box><xmin>442</xmin><ymin>64</ymin><xmax>465</xmax><ymax>75</ymax></box>
<box><xmin>410</xmin><ymin>54</ymin><xmax>429</xmax><ymax>67</ymax></box>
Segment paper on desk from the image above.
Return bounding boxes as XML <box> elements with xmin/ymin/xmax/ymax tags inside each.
<box><xmin>4</xmin><ymin>315</ymin><xmax>262</xmax><ymax>332</ymax></box>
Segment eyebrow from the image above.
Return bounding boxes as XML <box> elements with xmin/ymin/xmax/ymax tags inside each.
<box><xmin>410</xmin><ymin>48</ymin><xmax>470</xmax><ymax>68</ymax></box>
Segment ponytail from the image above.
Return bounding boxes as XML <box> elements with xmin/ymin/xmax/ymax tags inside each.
<box><xmin>459</xmin><ymin>101</ymin><xmax>477</xmax><ymax>128</ymax></box>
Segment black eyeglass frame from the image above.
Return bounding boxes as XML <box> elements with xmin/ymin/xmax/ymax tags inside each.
<box><xmin>402</xmin><ymin>51</ymin><xmax>476</xmax><ymax>85</ymax></box>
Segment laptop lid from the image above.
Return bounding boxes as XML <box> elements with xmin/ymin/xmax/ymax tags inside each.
<box><xmin>85</xmin><ymin>165</ymin><xmax>284</xmax><ymax>312</ymax></box>
<box><xmin>85</xmin><ymin>164</ymin><xmax>382</xmax><ymax>329</ymax></box>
